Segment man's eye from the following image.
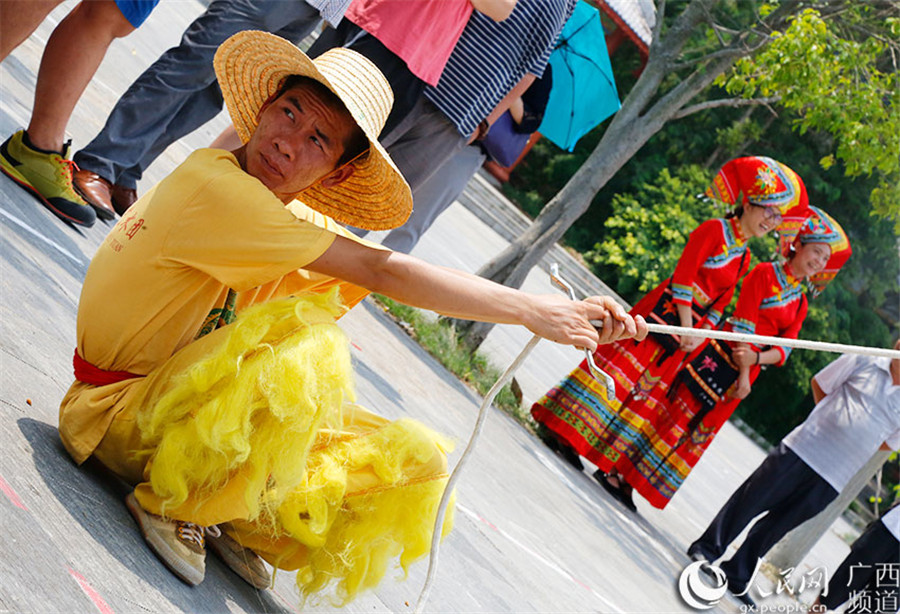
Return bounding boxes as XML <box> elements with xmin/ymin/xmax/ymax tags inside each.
<box><xmin>311</xmin><ymin>136</ymin><xmax>323</xmax><ymax>150</ymax></box>
<box><xmin>285</xmin><ymin>108</ymin><xmax>294</xmax><ymax>121</ymax></box>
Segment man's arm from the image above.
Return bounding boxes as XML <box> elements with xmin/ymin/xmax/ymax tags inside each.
<box><xmin>810</xmin><ymin>376</ymin><xmax>825</xmax><ymax>404</ymax></box>
<box><xmin>471</xmin><ymin>0</ymin><xmax>517</xmax><ymax>22</ymax></box>
<box><xmin>305</xmin><ymin>236</ymin><xmax>647</xmax><ymax>350</ymax></box>
<box><xmin>472</xmin><ymin>74</ymin><xmax>537</xmax><ymax>142</ymax></box>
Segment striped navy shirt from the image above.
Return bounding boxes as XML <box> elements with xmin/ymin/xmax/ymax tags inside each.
<box><xmin>424</xmin><ymin>0</ymin><xmax>576</xmax><ymax>137</ymax></box>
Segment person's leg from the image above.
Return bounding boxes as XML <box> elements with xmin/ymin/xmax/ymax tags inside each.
<box><xmin>117</xmin><ymin>0</ymin><xmax>321</xmax><ymax>187</ymax></box>
<box><xmin>83</xmin><ymin>295</ymin><xmax>451</xmax><ymax>595</ymax></box>
<box><xmin>371</xmin><ymin>100</ymin><xmax>468</xmax><ymax>248</ymax></box>
<box><xmin>820</xmin><ymin>519</ymin><xmax>899</xmax><ymax>610</ymax></box>
<box><xmin>28</xmin><ymin>0</ymin><xmax>136</xmax><ymax>153</ymax></box>
<box><xmin>308</xmin><ymin>23</ymin><xmax>424</xmax><ymax>140</ymax></box>
<box><xmin>717</xmin><ymin>458</ymin><xmax>837</xmax><ymax>592</ymax></box>
<box><xmin>688</xmin><ymin>443</ymin><xmax>806</xmax><ymax>562</ymax></box>
<box><xmin>73</xmin><ymin>0</ymin><xmax>321</xmax><ymax>212</ymax></box>
<box><xmin>0</xmin><ymin>1</ymin><xmax>133</xmax><ymax>227</ymax></box>
<box><xmin>381</xmin><ymin>145</ymin><xmax>485</xmax><ymax>253</ymax></box>
<box><xmin>0</xmin><ymin>0</ymin><xmax>64</xmax><ymax>61</ymax></box>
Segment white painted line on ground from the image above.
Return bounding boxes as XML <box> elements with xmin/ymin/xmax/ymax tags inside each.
<box><xmin>533</xmin><ymin>447</ymin><xmax>634</xmax><ymax>524</ymax></box>
<box><xmin>0</xmin><ymin>207</ymin><xmax>85</xmax><ymax>265</ymax></box>
<box><xmin>457</xmin><ymin>503</ymin><xmax>626</xmax><ymax>613</ymax></box>
<box><xmin>532</xmin><ymin>449</ymin><xmax>683</xmax><ymax>580</ymax></box>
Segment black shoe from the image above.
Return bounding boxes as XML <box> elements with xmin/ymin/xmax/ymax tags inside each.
<box><xmin>728</xmin><ymin>582</ymin><xmax>755</xmax><ymax>607</ymax></box>
<box><xmin>536</xmin><ymin>426</ymin><xmax>584</xmax><ymax>470</ymax></box>
<box><xmin>593</xmin><ymin>470</ymin><xmax>637</xmax><ymax>513</ymax></box>
<box><xmin>556</xmin><ymin>441</ymin><xmax>585</xmax><ymax>471</ymax></box>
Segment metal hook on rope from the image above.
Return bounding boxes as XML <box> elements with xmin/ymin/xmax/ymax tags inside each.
<box><xmin>549</xmin><ymin>263</ymin><xmax>617</xmax><ymax>401</ymax></box>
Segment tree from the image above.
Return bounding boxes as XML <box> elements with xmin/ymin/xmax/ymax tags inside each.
<box><xmin>457</xmin><ymin>0</ymin><xmax>900</xmax><ymax>349</ymax></box>
<box><xmin>722</xmin><ymin>6</ymin><xmax>900</xmax><ymax>227</ymax></box>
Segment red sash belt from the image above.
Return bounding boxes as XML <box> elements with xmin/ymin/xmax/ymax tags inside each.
<box><xmin>73</xmin><ymin>349</ymin><xmax>141</xmax><ymax>386</ymax></box>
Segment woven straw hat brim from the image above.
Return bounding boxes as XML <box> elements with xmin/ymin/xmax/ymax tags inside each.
<box><xmin>214</xmin><ymin>31</ymin><xmax>412</xmax><ymax>231</ymax></box>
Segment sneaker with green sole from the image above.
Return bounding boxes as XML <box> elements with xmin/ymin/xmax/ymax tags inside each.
<box><xmin>0</xmin><ymin>130</ymin><xmax>96</xmax><ymax>227</ymax></box>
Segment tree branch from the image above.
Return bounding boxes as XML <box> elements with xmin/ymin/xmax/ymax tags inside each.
<box><xmin>641</xmin><ymin>44</ymin><xmax>751</xmax><ymax>128</ymax></box>
<box><xmin>702</xmin><ymin>3</ymin><xmax>727</xmax><ymax>47</ymax></box>
<box><xmin>647</xmin><ymin>0</ymin><xmax>713</xmax><ymax>67</ymax></box>
<box><xmin>651</xmin><ymin>0</ymin><xmax>667</xmax><ymax>46</ymax></box>
<box><xmin>672</xmin><ymin>95</ymin><xmax>781</xmax><ymax>120</ymax></box>
<box><xmin>671</xmin><ymin>40</ymin><xmax>766</xmax><ymax>71</ymax></box>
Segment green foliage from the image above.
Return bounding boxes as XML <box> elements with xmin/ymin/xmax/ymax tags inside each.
<box><xmin>722</xmin><ymin>7</ymin><xmax>900</xmax><ymax>229</ymax></box>
<box><xmin>371</xmin><ymin>295</ymin><xmax>525</xmax><ymax>422</ymax></box>
<box><xmin>585</xmin><ymin>166</ymin><xmax>717</xmax><ymax>298</ymax></box>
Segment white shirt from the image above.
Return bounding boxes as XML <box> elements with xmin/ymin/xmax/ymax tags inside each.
<box><xmin>783</xmin><ymin>354</ymin><xmax>900</xmax><ymax>492</ymax></box>
<box><xmin>881</xmin><ymin>505</ymin><xmax>900</xmax><ymax>541</ymax></box>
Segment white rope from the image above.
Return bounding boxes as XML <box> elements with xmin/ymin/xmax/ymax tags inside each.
<box><xmin>642</xmin><ymin>323</ymin><xmax>900</xmax><ymax>359</ymax></box>
<box><xmin>414</xmin><ymin>334</ymin><xmax>541</xmax><ymax>613</ymax></box>
<box><xmin>412</xmin><ymin>268</ymin><xmax>897</xmax><ymax>612</ymax></box>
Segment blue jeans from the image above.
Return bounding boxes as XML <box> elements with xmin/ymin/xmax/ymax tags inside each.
<box><xmin>74</xmin><ymin>0</ymin><xmax>322</xmax><ymax>189</ymax></box>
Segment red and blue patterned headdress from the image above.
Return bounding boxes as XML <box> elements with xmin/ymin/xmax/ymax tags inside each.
<box><xmin>778</xmin><ymin>205</ymin><xmax>852</xmax><ymax>296</ymax></box>
<box><xmin>706</xmin><ymin>156</ymin><xmax>808</xmax><ymax>218</ymax></box>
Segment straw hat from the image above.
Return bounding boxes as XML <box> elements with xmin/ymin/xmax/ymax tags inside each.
<box><xmin>214</xmin><ymin>30</ymin><xmax>411</xmax><ymax>231</ymax></box>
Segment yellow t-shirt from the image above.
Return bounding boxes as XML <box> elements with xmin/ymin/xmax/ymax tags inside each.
<box><xmin>61</xmin><ymin>148</ymin><xmax>378</xmax><ymax>462</ymax></box>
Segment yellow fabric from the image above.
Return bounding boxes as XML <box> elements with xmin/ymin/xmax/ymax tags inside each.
<box><xmin>85</xmin><ymin>293</ymin><xmax>453</xmax><ymax>603</ymax></box>
<box><xmin>58</xmin><ymin>150</ymin><xmax>451</xmax><ymax>604</ymax></box>
<box><xmin>60</xmin><ymin>149</ymin><xmax>381</xmax><ymax>463</ymax></box>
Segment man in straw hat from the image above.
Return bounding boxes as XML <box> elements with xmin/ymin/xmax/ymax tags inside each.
<box><xmin>58</xmin><ymin>31</ymin><xmax>647</xmax><ymax>600</ymax></box>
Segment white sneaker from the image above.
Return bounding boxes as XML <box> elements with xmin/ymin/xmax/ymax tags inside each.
<box><xmin>207</xmin><ymin>527</ymin><xmax>271</xmax><ymax>589</ymax></box>
<box><xmin>125</xmin><ymin>492</ymin><xmax>206</xmax><ymax>586</ymax></box>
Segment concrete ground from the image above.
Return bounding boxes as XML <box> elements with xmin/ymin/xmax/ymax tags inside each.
<box><xmin>1</xmin><ymin>2</ymin><xmax>857</xmax><ymax>612</ymax></box>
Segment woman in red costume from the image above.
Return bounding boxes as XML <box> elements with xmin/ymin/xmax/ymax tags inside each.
<box><xmin>531</xmin><ymin>156</ymin><xmax>808</xmax><ymax>512</ymax></box>
<box><xmin>638</xmin><ymin>206</ymin><xmax>852</xmax><ymax>508</ymax></box>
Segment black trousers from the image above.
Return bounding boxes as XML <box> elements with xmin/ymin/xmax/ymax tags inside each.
<box><xmin>688</xmin><ymin>443</ymin><xmax>838</xmax><ymax>591</ymax></box>
<box><xmin>820</xmin><ymin>515</ymin><xmax>900</xmax><ymax>610</ymax></box>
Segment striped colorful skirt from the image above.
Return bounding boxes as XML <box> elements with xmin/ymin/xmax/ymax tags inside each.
<box><xmin>532</xmin><ymin>333</ymin><xmax>754</xmax><ymax>508</ymax></box>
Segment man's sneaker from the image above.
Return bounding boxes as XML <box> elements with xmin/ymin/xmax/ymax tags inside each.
<box><xmin>207</xmin><ymin>527</ymin><xmax>271</xmax><ymax>589</ymax></box>
<box><xmin>125</xmin><ymin>492</ymin><xmax>206</xmax><ymax>586</ymax></box>
<box><xmin>0</xmin><ymin>130</ymin><xmax>96</xmax><ymax>227</ymax></box>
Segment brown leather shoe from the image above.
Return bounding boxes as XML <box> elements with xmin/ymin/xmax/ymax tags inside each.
<box><xmin>73</xmin><ymin>169</ymin><xmax>117</xmax><ymax>220</ymax></box>
<box><xmin>110</xmin><ymin>183</ymin><xmax>137</xmax><ymax>215</ymax></box>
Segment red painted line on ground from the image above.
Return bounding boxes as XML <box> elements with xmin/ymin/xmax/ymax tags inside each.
<box><xmin>0</xmin><ymin>474</ymin><xmax>27</xmax><ymax>511</ymax></box>
<box><xmin>67</xmin><ymin>567</ymin><xmax>114</xmax><ymax>614</ymax></box>
<box><xmin>351</xmin><ymin>342</ymin><xmax>362</xmax><ymax>351</ymax></box>
<box><xmin>271</xmin><ymin>587</ymin><xmax>294</xmax><ymax>608</ymax></box>
<box><xmin>572</xmin><ymin>576</ymin><xmax>592</xmax><ymax>591</ymax></box>
<box><xmin>477</xmin><ymin>514</ymin><xmax>498</xmax><ymax>532</ymax></box>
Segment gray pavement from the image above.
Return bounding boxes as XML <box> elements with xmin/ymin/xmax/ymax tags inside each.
<box><xmin>1</xmin><ymin>2</ymin><xmax>857</xmax><ymax>612</ymax></box>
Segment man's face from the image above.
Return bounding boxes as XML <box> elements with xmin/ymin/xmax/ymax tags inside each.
<box><xmin>243</xmin><ymin>83</ymin><xmax>356</xmax><ymax>200</ymax></box>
